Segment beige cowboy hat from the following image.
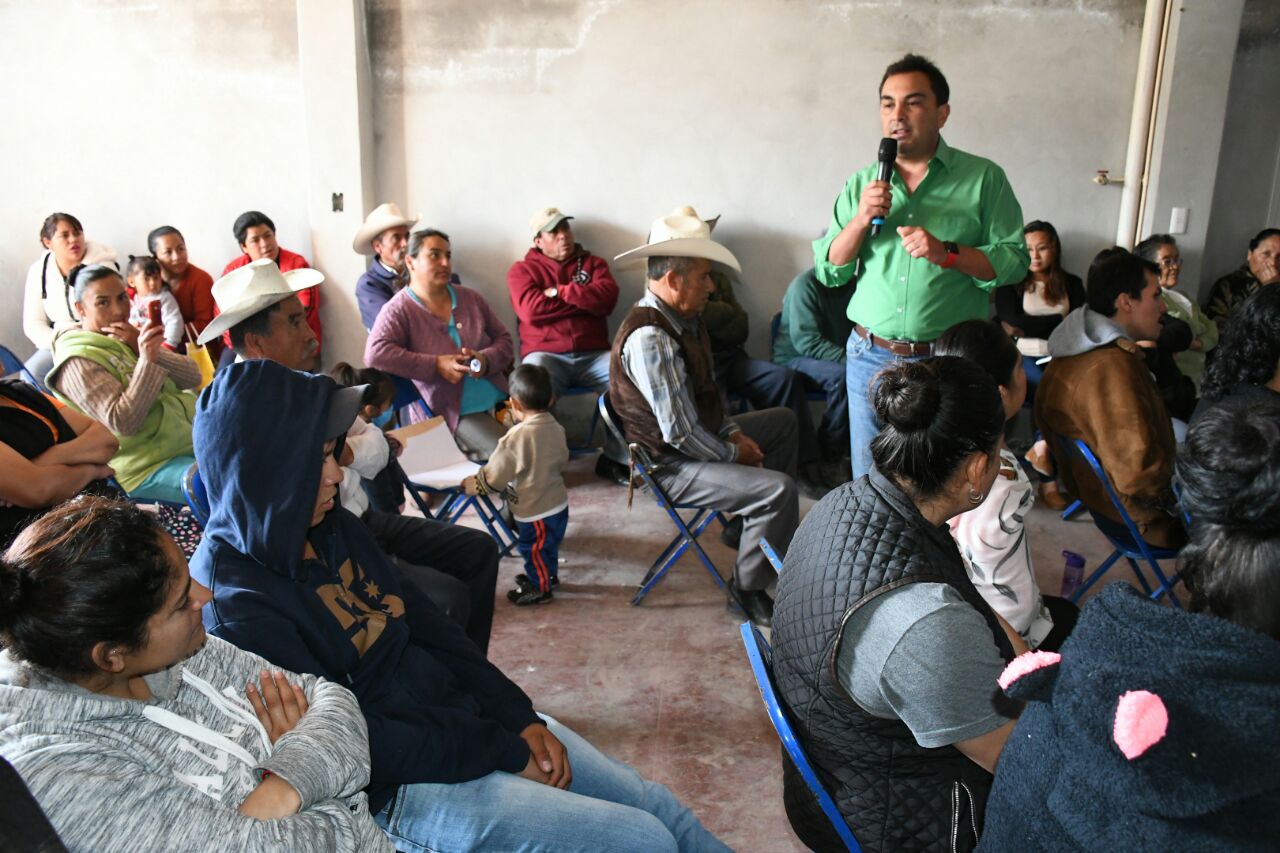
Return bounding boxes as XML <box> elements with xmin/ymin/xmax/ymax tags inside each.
<box><xmin>529</xmin><ymin>206</ymin><xmax>573</xmax><ymax>236</ymax></box>
<box><xmin>613</xmin><ymin>212</ymin><xmax>741</xmax><ymax>274</ymax></box>
<box><xmin>198</xmin><ymin>259</ymin><xmax>325</xmax><ymax>345</ymax></box>
<box><xmin>669</xmin><ymin>205</ymin><xmax>722</xmax><ymax>232</ymax></box>
<box><xmin>352</xmin><ymin>202</ymin><xmax>420</xmax><ymax>255</ymax></box>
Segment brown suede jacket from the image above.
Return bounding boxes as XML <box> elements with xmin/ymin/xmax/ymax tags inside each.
<box><xmin>1036</xmin><ymin>328</ymin><xmax>1186</xmax><ymax>549</ymax></box>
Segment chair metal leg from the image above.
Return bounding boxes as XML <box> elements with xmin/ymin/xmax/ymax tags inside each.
<box><xmin>1071</xmin><ymin>549</ymin><xmax>1121</xmax><ymax>603</ymax></box>
<box><xmin>1061</xmin><ymin>499</ymin><xmax>1083</xmax><ymax>520</ymax></box>
<box><xmin>1139</xmin><ymin>555</ymin><xmax>1182</xmax><ymax>608</ymax></box>
<box><xmin>1123</xmin><ymin>555</ymin><xmax>1155</xmax><ymax>598</ymax></box>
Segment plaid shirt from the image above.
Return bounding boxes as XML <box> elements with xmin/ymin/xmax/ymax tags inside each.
<box><xmin>620</xmin><ymin>291</ymin><xmax>741</xmax><ymax>462</ymax></box>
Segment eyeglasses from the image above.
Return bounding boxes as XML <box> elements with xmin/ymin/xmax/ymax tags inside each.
<box><xmin>1159</xmin><ymin>258</ymin><xmax>1182</xmax><ymax>268</ymax></box>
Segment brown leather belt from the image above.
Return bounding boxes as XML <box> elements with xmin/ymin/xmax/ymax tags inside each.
<box><xmin>854</xmin><ymin>324</ymin><xmax>934</xmax><ymax>357</ymax></box>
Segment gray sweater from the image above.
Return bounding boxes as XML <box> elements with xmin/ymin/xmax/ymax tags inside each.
<box><xmin>0</xmin><ymin>636</ymin><xmax>391</xmax><ymax>852</ymax></box>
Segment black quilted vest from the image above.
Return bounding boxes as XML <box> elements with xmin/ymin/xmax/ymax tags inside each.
<box><xmin>772</xmin><ymin>469</ymin><xmax>1016</xmax><ymax>853</ymax></box>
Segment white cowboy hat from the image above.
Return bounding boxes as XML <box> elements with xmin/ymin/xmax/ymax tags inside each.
<box><xmin>613</xmin><ymin>213</ymin><xmax>741</xmax><ymax>274</ymax></box>
<box><xmin>669</xmin><ymin>205</ymin><xmax>721</xmax><ymax>232</ymax></box>
<box><xmin>352</xmin><ymin>202</ymin><xmax>420</xmax><ymax>255</ymax></box>
<box><xmin>529</xmin><ymin>206</ymin><xmax>573</xmax><ymax>236</ymax></box>
<box><xmin>198</xmin><ymin>259</ymin><xmax>325</xmax><ymax>345</ymax></box>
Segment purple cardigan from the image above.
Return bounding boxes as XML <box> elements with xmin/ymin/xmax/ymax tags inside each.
<box><xmin>364</xmin><ymin>285</ymin><xmax>514</xmax><ymax>429</ymax></box>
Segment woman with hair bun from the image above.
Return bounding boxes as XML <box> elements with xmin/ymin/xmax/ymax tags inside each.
<box><xmin>980</xmin><ymin>395</ymin><xmax>1280</xmax><ymax>851</ymax></box>
<box><xmin>772</xmin><ymin>356</ymin><xmax>1025</xmax><ymax>853</ymax></box>
<box><xmin>0</xmin><ymin>496</ymin><xmax>393</xmax><ymax>851</ymax></box>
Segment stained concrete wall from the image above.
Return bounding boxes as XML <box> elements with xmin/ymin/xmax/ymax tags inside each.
<box><xmin>0</xmin><ymin>1</ymin><xmax>310</xmax><ymax>360</ymax></box>
<box><xmin>370</xmin><ymin>0</ymin><xmax>1147</xmax><ymax>357</ymax></box>
<box><xmin>1201</xmin><ymin>0</ymin><xmax>1280</xmax><ymax>296</ymax></box>
<box><xmin>1</xmin><ymin>0</ymin><xmax>1150</xmax><ymax>366</ymax></box>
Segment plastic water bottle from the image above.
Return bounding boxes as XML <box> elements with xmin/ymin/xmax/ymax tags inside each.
<box><xmin>1060</xmin><ymin>550</ymin><xmax>1087</xmax><ymax>599</ymax></box>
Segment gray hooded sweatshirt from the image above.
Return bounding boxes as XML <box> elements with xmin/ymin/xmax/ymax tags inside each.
<box><xmin>1046</xmin><ymin>305</ymin><xmax>1129</xmax><ymax>359</ymax></box>
<box><xmin>0</xmin><ymin>636</ymin><xmax>392</xmax><ymax>852</ymax></box>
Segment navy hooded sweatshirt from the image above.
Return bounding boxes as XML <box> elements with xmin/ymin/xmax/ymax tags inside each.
<box><xmin>189</xmin><ymin>361</ymin><xmax>537</xmax><ymax>811</ymax></box>
<box><xmin>979</xmin><ymin>583</ymin><xmax>1280</xmax><ymax>851</ymax></box>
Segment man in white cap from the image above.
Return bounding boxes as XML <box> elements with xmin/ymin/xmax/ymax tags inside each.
<box><xmin>609</xmin><ymin>213</ymin><xmax>800</xmax><ymax>626</ymax></box>
<box><xmin>353</xmin><ymin>202</ymin><xmax>419</xmax><ymax>330</ymax></box>
<box><xmin>507</xmin><ymin>207</ymin><xmax>628</xmax><ymax>484</ymax></box>
<box><xmin>202</xmin><ymin>259</ymin><xmax>501</xmax><ymax>653</ymax></box>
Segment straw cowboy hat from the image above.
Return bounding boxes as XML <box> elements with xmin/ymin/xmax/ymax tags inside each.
<box><xmin>198</xmin><ymin>259</ymin><xmax>324</xmax><ymax>345</ymax></box>
<box><xmin>613</xmin><ymin>212</ymin><xmax>741</xmax><ymax>274</ymax></box>
<box><xmin>352</xmin><ymin>202</ymin><xmax>420</xmax><ymax>255</ymax></box>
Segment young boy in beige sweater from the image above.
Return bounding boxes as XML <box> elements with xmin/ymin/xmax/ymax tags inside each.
<box><xmin>463</xmin><ymin>364</ymin><xmax>570</xmax><ymax>605</ymax></box>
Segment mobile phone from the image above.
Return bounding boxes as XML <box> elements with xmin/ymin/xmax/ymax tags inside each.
<box><xmin>147</xmin><ymin>301</ymin><xmax>163</xmax><ymax>328</ymax></box>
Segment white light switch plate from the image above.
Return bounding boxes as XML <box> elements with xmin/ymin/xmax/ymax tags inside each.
<box><xmin>1169</xmin><ymin>207</ymin><xmax>1189</xmax><ymax>234</ymax></box>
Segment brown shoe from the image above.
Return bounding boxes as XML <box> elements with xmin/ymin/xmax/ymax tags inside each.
<box><xmin>1038</xmin><ymin>480</ymin><xmax>1068</xmax><ymax>511</ymax></box>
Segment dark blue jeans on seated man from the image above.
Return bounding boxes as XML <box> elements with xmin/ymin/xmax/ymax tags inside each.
<box><xmin>784</xmin><ymin>356</ymin><xmax>849</xmax><ymax>458</ymax></box>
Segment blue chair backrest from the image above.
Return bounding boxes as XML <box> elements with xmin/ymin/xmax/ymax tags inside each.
<box><xmin>389</xmin><ymin>374</ymin><xmax>433</xmax><ymax>420</ymax></box>
<box><xmin>739</xmin><ymin>622</ymin><xmax>863</xmax><ymax>853</ymax></box>
<box><xmin>1057</xmin><ymin>436</ymin><xmax>1152</xmax><ymax>548</ymax></box>
<box><xmin>182</xmin><ymin>463</ymin><xmax>211</xmax><ymax>527</ymax></box>
<box><xmin>0</xmin><ymin>344</ymin><xmax>42</xmax><ymax>389</ymax></box>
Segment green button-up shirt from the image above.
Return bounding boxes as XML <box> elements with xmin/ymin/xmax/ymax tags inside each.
<box><xmin>812</xmin><ymin>137</ymin><xmax>1029</xmax><ymax>342</ymax></box>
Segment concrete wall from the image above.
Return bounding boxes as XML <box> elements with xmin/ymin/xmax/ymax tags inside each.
<box><xmin>0</xmin><ymin>1</ymin><xmax>310</xmax><ymax>360</ymax></box>
<box><xmin>1201</xmin><ymin>0</ymin><xmax>1280</xmax><ymax>296</ymax></box>
<box><xmin>369</xmin><ymin>0</ymin><xmax>1146</xmax><ymax>357</ymax></box>
<box><xmin>1142</xmin><ymin>0</ymin><xmax>1245</xmax><ymax>301</ymax></box>
<box><xmin>1</xmin><ymin>0</ymin><xmax>1150</xmax><ymax>365</ymax></box>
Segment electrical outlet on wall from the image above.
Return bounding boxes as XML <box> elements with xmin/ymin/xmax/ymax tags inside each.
<box><xmin>1169</xmin><ymin>207</ymin><xmax>1188</xmax><ymax>234</ymax></box>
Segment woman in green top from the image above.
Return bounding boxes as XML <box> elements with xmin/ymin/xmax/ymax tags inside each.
<box><xmin>1134</xmin><ymin>234</ymin><xmax>1218</xmax><ymax>392</ymax></box>
<box><xmin>46</xmin><ymin>265</ymin><xmax>199</xmax><ymax>504</ymax></box>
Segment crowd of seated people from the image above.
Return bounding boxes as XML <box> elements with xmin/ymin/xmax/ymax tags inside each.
<box><xmin>4</xmin><ymin>49</ymin><xmax>1277</xmax><ymax>850</ymax></box>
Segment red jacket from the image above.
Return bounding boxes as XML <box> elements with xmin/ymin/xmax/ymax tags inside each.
<box><xmin>507</xmin><ymin>246</ymin><xmax>618</xmax><ymax>356</ymax></box>
<box><xmin>219</xmin><ymin>248</ymin><xmax>321</xmax><ymax>351</ymax></box>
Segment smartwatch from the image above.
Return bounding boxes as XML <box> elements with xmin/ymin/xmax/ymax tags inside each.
<box><xmin>940</xmin><ymin>241</ymin><xmax>960</xmax><ymax>269</ymax></box>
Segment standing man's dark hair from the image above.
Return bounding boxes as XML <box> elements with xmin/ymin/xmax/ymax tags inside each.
<box><xmin>1085</xmin><ymin>248</ymin><xmax>1158</xmax><ymax>317</ymax></box>
<box><xmin>880</xmin><ymin>53</ymin><xmax>949</xmax><ymax>105</ymax></box>
<box><xmin>232</xmin><ymin>211</ymin><xmax>275</xmax><ymax>246</ymax></box>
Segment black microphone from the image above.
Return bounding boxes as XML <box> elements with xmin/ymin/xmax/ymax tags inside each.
<box><xmin>870</xmin><ymin>137</ymin><xmax>897</xmax><ymax>237</ymax></box>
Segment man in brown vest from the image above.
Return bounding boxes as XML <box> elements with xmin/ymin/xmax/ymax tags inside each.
<box><xmin>609</xmin><ymin>213</ymin><xmax>800</xmax><ymax>626</ymax></box>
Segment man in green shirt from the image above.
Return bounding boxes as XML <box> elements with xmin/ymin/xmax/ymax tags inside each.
<box><xmin>813</xmin><ymin>53</ymin><xmax>1029</xmax><ymax>478</ymax></box>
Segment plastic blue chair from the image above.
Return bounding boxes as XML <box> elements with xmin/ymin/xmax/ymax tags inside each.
<box><xmin>739</xmin><ymin>622</ymin><xmax>863</xmax><ymax>853</ymax></box>
<box><xmin>0</xmin><ymin>344</ymin><xmax>45</xmax><ymax>390</ymax></box>
<box><xmin>759</xmin><ymin>537</ymin><xmax>783</xmax><ymax>574</ymax></box>
<box><xmin>388</xmin><ymin>378</ymin><xmax>517</xmax><ymax>556</ymax></box>
<box><xmin>597</xmin><ymin>392</ymin><xmax>745</xmax><ymax>610</ymax></box>
<box><xmin>1056</xmin><ymin>437</ymin><xmax>1182</xmax><ymax>606</ymax></box>
<box><xmin>182</xmin><ymin>463</ymin><xmax>210</xmax><ymax>527</ymax></box>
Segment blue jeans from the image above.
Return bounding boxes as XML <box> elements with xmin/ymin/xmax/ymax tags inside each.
<box><xmin>1021</xmin><ymin>354</ymin><xmax>1045</xmax><ymax>408</ymax></box>
<box><xmin>522</xmin><ymin>350</ymin><xmax>624</xmax><ymax>463</ymax></box>
<box><xmin>375</xmin><ymin>714</ymin><xmax>731</xmax><ymax>853</ymax></box>
<box><xmin>845</xmin><ymin>331</ymin><xmax>927</xmax><ymax>480</ymax></box>
<box><xmin>786</xmin><ymin>356</ymin><xmax>848</xmax><ymax>455</ymax></box>
<box><xmin>129</xmin><ymin>455</ymin><xmax>196</xmax><ymax>504</ymax></box>
<box><xmin>716</xmin><ymin>349</ymin><xmax>818</xmax><ymax>464</ymax></box>
<box><xmin>516</xmin><ymin>507</ymin><xmax>569</xmax><ymax>592</ymax></box>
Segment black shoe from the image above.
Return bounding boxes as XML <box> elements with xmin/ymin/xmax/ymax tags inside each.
<box><xmin>719</xmin><ymin>516</ymin><xmax>744</xmax><ymax>550</ymax></box>
<box><xmin>729</xmin><ymin>581</ymin><xmax>773</xmax><ymax>627</ymax></box>
<box><xmin>508</xmin><ymin>585</ymin><xmax>554</xmax><ymax>605</ymax></box>
<box><xmin>595</xmin><ymin>454</ymin><xmax>632</xmax><ymax>486</ymax></box>
<box><xmin>512</xmin><ymin>573</ymin><xmax>559</xmax><ymax>592</ymax></box>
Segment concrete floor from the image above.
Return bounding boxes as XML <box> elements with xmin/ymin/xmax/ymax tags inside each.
<box><xmin>452</xmin><ymin>452</ymin><xmax>1173</xmax><ymax>853</ymax></box>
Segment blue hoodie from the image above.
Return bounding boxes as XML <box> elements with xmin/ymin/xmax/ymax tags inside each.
<box><xmin>189</xmin><ymin>360</ymin><xmax>537</xmax><ymax>812</ymax></box>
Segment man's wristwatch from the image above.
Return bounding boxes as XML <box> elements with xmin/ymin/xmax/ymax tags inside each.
<box><xmin>940</xmin><ymin>241</ymin><xmax>960</xmax><ymax>269</ymax></box>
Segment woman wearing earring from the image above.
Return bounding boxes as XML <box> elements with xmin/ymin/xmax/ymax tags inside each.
<box><xmin>771</xmin><ymin>357</ymin><xmax>1026</xmax><ymax>853</ymax></box>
